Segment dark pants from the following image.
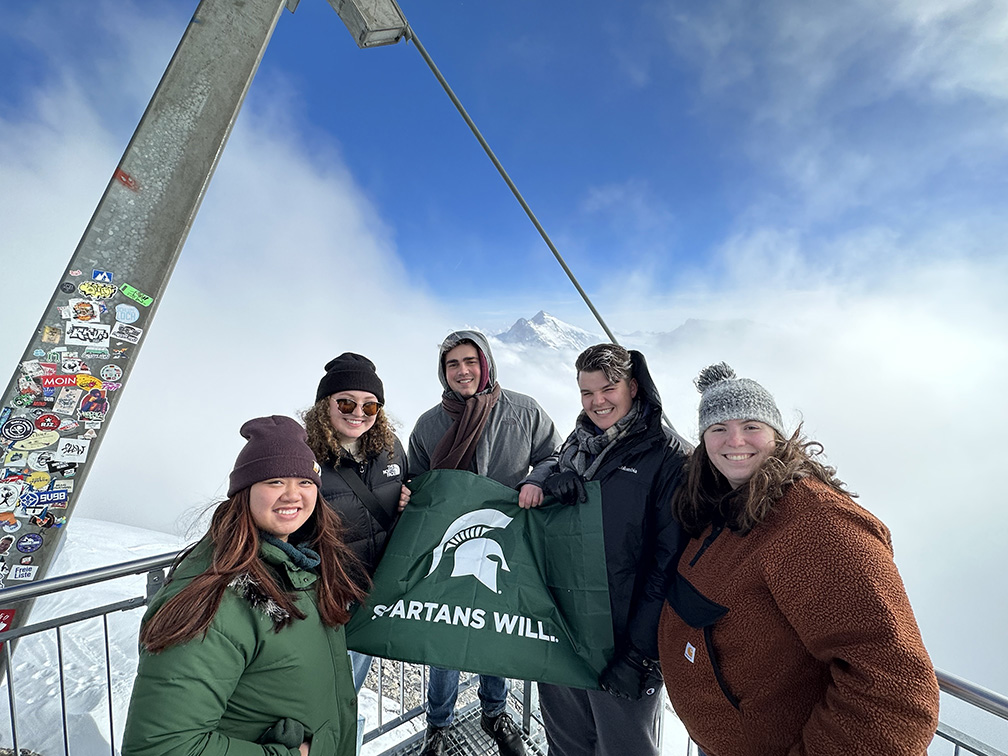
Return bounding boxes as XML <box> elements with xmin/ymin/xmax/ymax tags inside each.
<box><xmin>538</xmin><ymin>682</ymin><xmax>661</xmax><ymax>756</ymax></box>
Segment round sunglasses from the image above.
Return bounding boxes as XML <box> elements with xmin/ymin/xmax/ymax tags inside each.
<box><xmin>332</xmin><ymin>397</ymin><xmax>383</xmax><ymax>417</ymax></box>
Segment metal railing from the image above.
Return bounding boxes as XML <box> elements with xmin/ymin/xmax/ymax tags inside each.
<box><xmin>1</xmin><ymin>553</ymin><xmax>1006</xmax><ymax>755</ymax></box>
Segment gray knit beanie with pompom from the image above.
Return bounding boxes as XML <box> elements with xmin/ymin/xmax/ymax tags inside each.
<box><xmin>695</xmin><ymin>362</ymin><xmax>784</xmax><ymax>436</ymax></box>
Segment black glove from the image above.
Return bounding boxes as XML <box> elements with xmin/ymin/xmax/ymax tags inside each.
<box><xmin>259</xmin><ymin>718</ymin><xmax>311</xmax><ymax>749</ymax></box>
<box><xmin>599</xmin><ymin>646</ymin><xmax>660</xmax><ymax>700</ymax></box>
<box><xmin>543</xmin><ymin>470</ymin><xmax>587</xmax><ymax>505</ymax></box>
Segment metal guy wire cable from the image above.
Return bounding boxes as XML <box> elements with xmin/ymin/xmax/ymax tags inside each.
<box><xmin>401</xmin><ymin>24</ymin><xmax>620</xmax><ymax>346</ymax></box>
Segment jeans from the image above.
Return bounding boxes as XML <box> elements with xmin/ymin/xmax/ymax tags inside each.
<box><xmin>425</xmin><ymin>665</ymin><xmax>507</xmax><ymax>728</ymax></box>
<box><xmin>349</xmin><ymin>651</ymin><xmax>373</xmax><ymax>693</ymax></box>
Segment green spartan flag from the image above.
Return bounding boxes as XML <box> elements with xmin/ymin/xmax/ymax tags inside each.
<box><xmin>345</xmin><ymin>469</ymin><xmax>615</xmax><ymax>690</ymax></box>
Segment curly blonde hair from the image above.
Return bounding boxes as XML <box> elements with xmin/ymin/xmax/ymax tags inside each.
<box><xmin>302</xmin><ymin>398</ymin><xmax>397</xmax><ymax>466</ymax></box>
<box><xmin>674</xmin><ymin>424</ymin><xmax>855</xmax><ymax>538</ymax></box>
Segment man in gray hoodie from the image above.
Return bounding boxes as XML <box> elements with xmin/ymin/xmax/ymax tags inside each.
<box><xmin>408</xmin><ymin>329</ymin><xmax>560</xmax><ymax>756</ymax></box>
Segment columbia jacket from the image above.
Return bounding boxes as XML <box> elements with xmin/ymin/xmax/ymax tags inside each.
<box><xmin>122</xmin><ymin>538</ymin><xmax>358</xmax><ymax>756</ymax></box>
<box><xmin>408</xmin><ymin>330</ymin><xmax>560</xmax><ymax>488</ymax></box>
<box><xmin>320</xmin><ymin>436</ymin><xmax>407</xmax><ymax>580</ymax></box>
<box><xmin>547</xmin><ymin>350</ymin><xmax>688</xmax><ymax>660</ymax></box>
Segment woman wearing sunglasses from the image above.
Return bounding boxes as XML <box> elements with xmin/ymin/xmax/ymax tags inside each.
<box><xmin>302</xmin><ymin>352</ymin><xmax>410</xmax><ymax>691</ymax></box>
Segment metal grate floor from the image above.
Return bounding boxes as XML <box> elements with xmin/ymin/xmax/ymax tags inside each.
<box><xmin>377</xmin><ymin>703</ymin><xmax>548</xmax><ymax>756</ymax></box>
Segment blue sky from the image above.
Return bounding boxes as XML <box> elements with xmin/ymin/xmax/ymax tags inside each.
<box><xmin>3</xmin><ymin>0</ymin><xmax>1008</xmax><ymax>735</ymax></box>
<box><xmin>3</xmin><ymin>1</ymin><xmax>1006</xmax><ymax>329</ymax></box>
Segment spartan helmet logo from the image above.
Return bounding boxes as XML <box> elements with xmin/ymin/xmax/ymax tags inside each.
<box><xmin>426</xmin><ymin>509</ymin><xmax>513</xmax><ymax>593</ymax></box>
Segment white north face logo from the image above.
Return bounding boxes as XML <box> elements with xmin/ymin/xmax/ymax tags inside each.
<box><xmin>426</xmin><ymin>509</ymin><xmax>513</xmax><ymax>593</ymax></box>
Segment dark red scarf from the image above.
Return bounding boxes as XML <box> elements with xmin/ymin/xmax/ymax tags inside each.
<box><xmin>429</xmin><ymin>383</ymin><xmax>502</xmax><ymax>471</ymax></box>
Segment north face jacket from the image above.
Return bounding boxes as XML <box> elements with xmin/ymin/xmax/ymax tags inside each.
<box><xmin>407</xmin><ymin>329</ymin><xmax>560</xmax><ymax>488</ymax></box>
<box><xmin>122</xmin><ymin>538</ymin><xmax>358</xmax><ymax>756</ymax></box>
<box><xmin>320</xmin><ymin>436</ymin><xmax>407</xmax><ymax>580</ymax></box>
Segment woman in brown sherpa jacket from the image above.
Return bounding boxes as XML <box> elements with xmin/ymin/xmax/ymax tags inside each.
<box><xmin>657</xmin><ymin>363</ymin><xmax>939</xmax><ymax>756</ymax></box>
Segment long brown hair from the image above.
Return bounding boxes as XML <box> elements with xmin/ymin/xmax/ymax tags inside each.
<box><xmin>302</xmin><ymin>397</ymin><xmax>396</xmax><ymax>466</ymax></box>
<box><xmin>140</xmin><ymin>488</ymin><xmax>366</xmax><ymax>653</ymax></box>
<box><xmin>674</xmin><ymin>424</ymin><xmax>855</xmax><ymax>538</ymax></box>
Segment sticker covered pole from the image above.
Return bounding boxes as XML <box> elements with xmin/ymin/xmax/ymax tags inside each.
<box><xmin>0</xmin><ymin>0</ymin><xmax>293</xmax><ymax>667</ymax></box>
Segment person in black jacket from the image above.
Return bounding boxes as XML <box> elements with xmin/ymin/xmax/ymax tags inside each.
<box><xmin>536</xmin><ymin>343</ymin><xmax>688</xmax><ymax>756</ymax></box>
<box><xmin>302</xmin><ymin>352</ymin><xmax>410</xmax><ymax>691</ymax></box>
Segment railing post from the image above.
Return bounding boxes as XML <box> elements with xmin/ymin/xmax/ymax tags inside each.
<box><xmin>521</xmin><ymin>679</ymin><xmax>533</xmax><ymax>733</ymax></box>
<box><xmin>146</xmin><ymin>568</ymin><xmax>168</xmax><ymax>601</ymax></box>
<box><xmin>3</xmin><ymin>641</ymin><xmax>19</xmax><ymax>756</ymax></box>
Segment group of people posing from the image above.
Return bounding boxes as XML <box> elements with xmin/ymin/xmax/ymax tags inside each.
<box><xmin>121</xmin><ymin>331</ymin><xmax>941</xmax><ymax>756</ymax></box>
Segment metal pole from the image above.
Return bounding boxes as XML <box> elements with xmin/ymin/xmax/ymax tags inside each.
<box><xmin>0</xmin><ymin>0</ymin><xmax>290</xmax><ymax>672</ymax></box>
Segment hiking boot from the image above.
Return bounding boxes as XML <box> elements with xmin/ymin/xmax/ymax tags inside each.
<box><xmin>480</xmin><ymin>711</ymin><xmax>526</xmax><ymax>756</ymax></box>
<box><xmin>419</xmin><ymin>724</ymin><xmax>448</xmax><ymax>756</ymax></box>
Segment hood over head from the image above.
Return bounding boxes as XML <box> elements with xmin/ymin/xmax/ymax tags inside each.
<box><xmin>438</xmin><ymin>329</ymin><xmax>498</xmax><ymax>397</ymax></box>
<box><xmin>630</xmin><ymin>350</ymin><xmax>692</xmax><ymax>449</ymax></box>
<box><xmin>628</xmin><ymin>350</ymin><xmax>662</xmax><ymax>412</ymax></box>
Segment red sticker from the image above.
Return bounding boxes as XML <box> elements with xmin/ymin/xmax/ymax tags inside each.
<box><xmin>34</xmin><ymin>414</ymin><xmax>60</xmax><ymax>431</ymax></box>
<box><xmin>0</xmin><ymin>608</ymin><xmax>15</xmax><ymax>648</ymax></box>
<box><xmin>114</xmin><ymin>168</ymin><xmax>139</xmax><ymax>192</ymax></box>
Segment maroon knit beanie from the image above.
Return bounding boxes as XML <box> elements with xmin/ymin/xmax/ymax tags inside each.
<box><xmin>228</xmin><ymin>415</ymin><xmax>322</xmax><ymax>496</ymax></box>
<box><xmin>315</xmin><ymin>352</ymin><xmax>385</xmax><ymax>404</ymax></box>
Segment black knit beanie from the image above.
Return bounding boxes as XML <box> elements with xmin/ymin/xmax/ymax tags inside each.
<box><xmin>315</xmin><ymin>352</ymin><xmax>385</xmax><ymax>404</ymax></box>
<box><xmin>228</xmin><ymin>415</ymin><xmax>322</xmax><ymax>496</ymax></box>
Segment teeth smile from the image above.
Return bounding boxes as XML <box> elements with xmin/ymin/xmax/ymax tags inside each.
<box><xmin>725</xmin><ymin>454</ymin><xmax>752</xmax><ymax>461</ymax></box>
<box><xmin>275</xmin><ymin>508</ymin><xmax>299</xmax><ymax>515</ymax></box>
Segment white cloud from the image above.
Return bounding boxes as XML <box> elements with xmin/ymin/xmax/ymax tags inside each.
<box><xmin>584</xmin><ymin>222</ymin><xmax>1008</xmax><ymax>703</ymax></box>
<box><xmin>652</xmin><ymin>0</ymin><xmax>1008</xmax><ymax>223</ymax></box>
<box><xmin>0</xmin><ymin>3</ymin><xmax>453</xmax><ymax>534</ymax></box>
<box><xmin>4</xmin><ymin>2</ymin><xmax>1008</xmax><ymax>739</ymax></box>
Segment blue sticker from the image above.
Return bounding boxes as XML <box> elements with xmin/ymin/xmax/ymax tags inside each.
<box><xmin>114</xmin><ymin>304</ymin><xmax>140</xmax><ymax>324</ymax></box>
<box><xmin>19</xmin><ymin>489</ymin><xmax>68</xmax><ymax>508</ymax></box>
<box><xmin>92</xmin><ymin>269</ymin><xmax>114</xmax><ymax>283</ymax></box>
<box><xmin>16</xmin><ymin>533</ymin><xmax>43</xmax><ymax>553</ymax></box>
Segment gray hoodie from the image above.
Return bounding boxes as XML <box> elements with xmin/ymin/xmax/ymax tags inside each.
<box><xmin>407</xmin><ymin>329</ymin><xmax>560</xmax><ymax>489</ymax></box>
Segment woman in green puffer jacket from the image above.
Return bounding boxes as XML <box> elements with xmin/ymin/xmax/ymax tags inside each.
<box><xmin>122</xmin><ymin>415</ymin><xmax>366</xmax><ymax>756</ymax></box>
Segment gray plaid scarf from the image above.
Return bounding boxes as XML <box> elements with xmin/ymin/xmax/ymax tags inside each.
<box><xmin>557</xmin><ymin>400</ymin><xmax>643</xmax><ymax>480</ymax></box>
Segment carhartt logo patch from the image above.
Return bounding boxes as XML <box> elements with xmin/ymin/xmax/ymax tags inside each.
<box><xmin>684</xmin><ymin>641</ymin><xmax>696</xmax><ymax>663</ymax></box>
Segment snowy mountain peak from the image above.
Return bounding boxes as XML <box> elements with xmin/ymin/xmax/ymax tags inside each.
<box><xmin>495</xmin><ymin>311</ymin><xmax>602</xmax><ymax>351</ymax></box>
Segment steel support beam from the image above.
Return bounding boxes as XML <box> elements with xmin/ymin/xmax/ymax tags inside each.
<box><xmin>0</xmin><ymin>0</ymin><xmax>290</xmax><ymax>664</ymax></box>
